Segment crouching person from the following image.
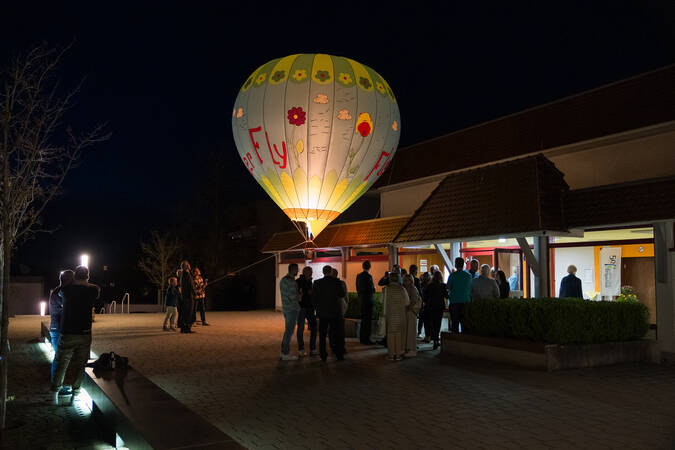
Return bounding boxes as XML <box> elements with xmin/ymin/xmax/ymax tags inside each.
<box><xmin>163</xmin><ymin>276</ymin><xmax>180</xmax><ymax>331</ymax></box>
<box><xmin>50</xmin><ymin>265</ymin><xmax>100</xmax><ymax>404</ymax></box>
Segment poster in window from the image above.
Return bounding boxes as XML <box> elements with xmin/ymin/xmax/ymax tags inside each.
<box><xmin>600</xmin><ymin>247</ymin><xmax>621</xmax><ymax>297</ymax></box>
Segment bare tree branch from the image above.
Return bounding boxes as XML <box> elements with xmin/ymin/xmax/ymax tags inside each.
<box><xmin>138</xmin><ymin>230</ymin><xmax>181</xmax><ymax>304</ymax></box>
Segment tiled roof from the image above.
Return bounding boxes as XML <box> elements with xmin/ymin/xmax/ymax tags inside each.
<box><xmin>394</xmin><ymin>155</ymin><xmax>569</xmax><ymax>244</ymax></box>
<box><xmin>261</xmin><ymin>216</ymin><xmax>410</xmax><ymax>253</ymax></box>
<box><xmin>565</xmin><ymin>177</ymin><xmax>675</xmax><ymax>228</ymax></box>
<box><xmin>376</xmin><ymin>64</ymin><xmax>675</xmax><ymax>188</ymax></box>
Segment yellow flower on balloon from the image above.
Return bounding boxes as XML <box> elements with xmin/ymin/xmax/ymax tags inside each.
<box><xmin>338</xmin><ymin>72</ymin><xmax>353</xmax><ymax>86</ymax></box>
<box><xmin>376</xmin><ymin>81</ymin><xmax>387</xmax><ymax>95</ymax></box>
<box><xmin>256</xmin><ymin>73</ymin><xmax>267</xmax><ymax>85</ymax></box>
<box><xmin>292</xmin><ymin>69</ymin><xmax>308</xmax><ymax>82</ymax></box>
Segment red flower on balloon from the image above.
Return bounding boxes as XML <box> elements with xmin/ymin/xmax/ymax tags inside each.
<box><xmin>287</xmin><ymin>107</ymin><xmax>306</xmax><ymax>126</ymax></box>
<box><xmin>356</xmin><ymin>112</ymin><xmax>373</xmax><ymax>137</ymax></box>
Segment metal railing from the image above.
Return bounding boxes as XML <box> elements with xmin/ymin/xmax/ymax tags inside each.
<box><xmin>120</xmin><ymin>292</ymin><xmax>130</xmax><ymax>314</ymax></box>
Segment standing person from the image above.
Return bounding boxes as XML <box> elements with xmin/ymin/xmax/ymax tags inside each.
<box><xmin>559</xmin><ymin>265</ymin><xmax>583</xmax><ymax>298</ymax></box>
<box><xmin>296</xmin><ymin>266</ymin><xmax>317</xmax><ymax>357</ymax></box>
<box><xmin>163</xmin><ymin>276</ymin><xmax>180</xmax><ymax>331</ymax></box>
<box><xmin>471</xmin><ymin>264</ymin><xmax>500</xmax><ymax>301</ymax></box>
<box><xmin>49</xmin><ymin>270</ymin><xmax>74</xmax><ymax>351</ymax></box>
<box><xmin>423</xmin><ymin>271</ymin><xmax>448</xmax><ymax>349</ymax></box>
<box><xmin>178</xmin><ymin>261</ymin><xmax>196</xmax><ymax>333</ymax></box>
<box><xmin>403</xmin><ymin>274</ymin><xmax>421</xmax><ymax>357</ymax></box>
<box><xmin>496</xmin><ymin>270</ymin><xmax>510</xmax><ymax>299</ymax></box>
<box><xmin>467</xmin><ymin>259</ymin><xmax>480</xmax><ymax>279</ymax></box>
<box><xmin>447</xmin><ymin>257</ymin><xmax>472</xmax><ymax>334</ymax></box>
<box><xmin>49</xmin><ymin>270</ymin><xmax>74</xmax><ymax>387</ymax></box>
<box><xmin>356</xmin><ymin>260</ymin><xmax>376</xmax><ymax>345</ymax></box>
<box><xmin>383</xmin><ymin>273</ymin><xmax>409</xmax><ymax>360</ymax></box>
<box><xmin>175</xmin><ymin>268</ymin><xmax>184</xmax><ymax>329</ymax></box>
<box><xmin>280</xmin><ymin>264</ymin><xmax>301</xmax><ymax>361</ymax></box>
<box><xmin>332</xmin><ymin>268</ymin><xmax>348</xmax><ymax>355</ymax></box>
<box><xmin>508</xmin><ymin>269</ymin><xmax>520</xmax><ymax>290</ymax></box>
<box><xmin>313</xmin><ymin>265</ymin><xmax>346</xmax><ymax>362</ymax></box>
<box><xmin>193</xmin><ymin>267</ymin><xmax>210</xmax><ymax>326</ymax></box>
<box><xmin>50</xmin><ymin>266</ymin><xmax>100</xmax><ymax>404</ymax></box>
<box><xmin>409</xmin><ymin>265</ymin><xmax>421</xmax><ymax>292</ymax></box>
<box><xmin>418</xmin><ymin>271</ymin><xmax>431</xmax><ymax>340</ymax></box>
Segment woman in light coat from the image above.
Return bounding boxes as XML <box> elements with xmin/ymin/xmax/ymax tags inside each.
<box><xmin>403</xmin><ymin>274</ymin><xmax>422</xmax><ymax>357</ymax></box>
<box><xmin>383</xmin><ymin>272</ymin><xmax>409</xmax><ymax>360</ymax></box>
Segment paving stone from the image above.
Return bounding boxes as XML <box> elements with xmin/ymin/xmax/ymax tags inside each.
<box><xmin>6</xmin><ymin>312</ymin><xmax>675</xmax><ymax>449</ymax></box>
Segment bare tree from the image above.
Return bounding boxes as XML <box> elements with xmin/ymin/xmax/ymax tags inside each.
<box><xmin>0</xmin><ymin>44</ymin><xmax>109</xmax><ymax>428</ymax></box>
<box><xmin>138</xmin><ymin>230</ymin><xmax>181</xmax><ymax>306</ymax></box>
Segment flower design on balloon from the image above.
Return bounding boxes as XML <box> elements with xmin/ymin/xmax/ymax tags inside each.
<box><xmin>271</xmin><ymin>70</ymin><xmax>286</xmax><ymax>82</ymax></box>
<box><xmin>314</xmin><ymin>70</ymin><xmax>331</xmax><ymax>82</ymax></box>
<box><xmin>338</xmin><ymin>72</ymin><xmax>353</xmax><ymax>85</ymax></box>
<box><xmin>243</xmin><ymin>76</ymin><xmax>254</xmax><ymax>89</ymax></box>
<box><xmin>337</xmin><ymin>109</ymin><xmax>352</xmax><ymax>120</ymax></box>
<box><xmin>359</xmin><ymin>77</ymin><xmax>372</xmax><ymax>89</ymax></box>
<box><xmin>376</xmin><ymin>81</ymin><xmax>387</xmax><ymax>95</ymax></box>
<box><xmin>355</xmin><ymin>112</ymin><xmax>373</xmax><ymax>137</ymax></box>
<box><xmin>256</xmin><ymin>73</ymin><xmax>267</xmax><ymax>85</ymax></box>
<box><xmin>287</xmin><ymin>107</ymin><xmax>306</xmax><ymax>126</ymax></box>
<box><xmin>392</xmin><ymin>120</ymin><xmax>398</xmax><ymax>131</ymax></box>
<box><xmin>292</xmin><ymin>69</ymin><xmax>308</xmax><ymax>82</ymax></box>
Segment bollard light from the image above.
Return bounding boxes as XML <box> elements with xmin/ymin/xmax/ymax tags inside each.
<box><xmin>40</xmin><ymin>301</ymin><xmax>46</xmax><ymax>316</ymax></box>
<box><xmin>80</xmin><ymin>254</ymin><xmax>89</xmax><ymax>268</ymax></box>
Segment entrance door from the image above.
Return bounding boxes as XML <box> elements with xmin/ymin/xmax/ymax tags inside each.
<box><xmin>621</xmin><ymin>257</ymin><xmax>656</xmax><ymax>325</ymax></box>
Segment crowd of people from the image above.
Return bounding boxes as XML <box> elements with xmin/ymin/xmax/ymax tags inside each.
<box><xmin>163</xmin><ymin>260</ymin><xmax>210</xmax><ymax>333</ymax></box>
<box><xmin>278</xmin><ymin>256</ymin><xmax>515</xmax><ymax>362</ymax></box>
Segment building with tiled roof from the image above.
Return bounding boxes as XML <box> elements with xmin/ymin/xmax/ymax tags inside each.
<box><xmin>262</xmin><ymin>65</ymin><xmax>675</xmax><ymax>362</ymax></box>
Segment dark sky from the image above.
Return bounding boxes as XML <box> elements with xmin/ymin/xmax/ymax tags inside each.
<box><xmin>2</xmin><ymin>2</ymin><xmax>674</xmax><ymax>290</ymax></box>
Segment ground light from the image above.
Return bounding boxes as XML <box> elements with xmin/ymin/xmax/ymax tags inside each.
<box><xmin>39</xmin><ymin>301</ymin><xmax>46</xmax><ymax>316</ymax></box>
<box><xmin>37</xmin><ymin>344</ymin><xmax>131</xmax><ymax>449</ymax></box>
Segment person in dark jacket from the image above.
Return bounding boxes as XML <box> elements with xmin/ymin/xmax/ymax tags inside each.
<box><xmin>356</xmin><ymin>260</ymin><xmax>376</xmax><ymax>345</ymax></box>
<box><xmin>296</xmin><ymin>266</ymin><xmax>317</xmax><ymax>356</ymax></box>
<box><xmin>313</xmin><ymin>265</ymin><xmax>347</xmax><ymax>361</ymax></box>
<box><xmin>559</xmin><ymin>265</ymin><xmax>583</xmax><ymax>298</ymax></box>
<box><xmin>418</xmin><ymin>271</ymin><xmax>431</xmax><ymax>339</ymax></box>
<box><xmin>163</xmin><ymin>276</ymin><xmax>180</xmax><ymax>331</ymax></box>
<box><xmin>49</xmin><ymin>270</ymin><xmax>74</xmax><ymax>350</ymax></box>
<box><xmin>423</xmin><ymin>270</ymin><xmax>448</xmax><ymax>349</ymax></box>
<box><xmin>178</xmin><ymin>261</ymin><xmax>196</xmax><ymax>333</ymax></box>
<box><xmin>496</xmin><ymin>270</ymin><xmax>510</xmax><ymax>299</ymax></box>
<box><xmin>50</xmin><ymin>266</ymin><xmax>100</xmax><ymax>403</ymax></box>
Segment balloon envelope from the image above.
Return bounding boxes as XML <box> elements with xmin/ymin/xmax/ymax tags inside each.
<box><xmin>232</xmin><ymin>54</ymin><xmax>400</xmax><ymax>238</ymax></box>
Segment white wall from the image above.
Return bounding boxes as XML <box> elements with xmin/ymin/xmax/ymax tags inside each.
<box><xmin>380</xmin><ymin>180</ymin><xmax>440</xmax><ymax>217</ymax></box>
<box><xmin>553</xmin><ymin>247</ymin><xmax>596</xmax><ymax>298</ymax></box>
<box><xmin>548</xmin><ymin>129</ymin><xmax>675</xmax><ymax>190</ymax></box>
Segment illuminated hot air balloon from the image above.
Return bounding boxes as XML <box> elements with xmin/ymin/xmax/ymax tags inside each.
<box><xmin>232</xmin><ymin>54</ymin><xmax>400</xmax><ymax>239</ymax></box>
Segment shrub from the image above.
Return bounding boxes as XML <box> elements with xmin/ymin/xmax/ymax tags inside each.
<box><xmin>345</xmin><ymin>292</ymin><xmax>383</xmax><ymax>320</ymax></box>
<box><xmin>463</xmin><ymin>298</ymin><xmax>649</xmax><ymax>345</ymax></box>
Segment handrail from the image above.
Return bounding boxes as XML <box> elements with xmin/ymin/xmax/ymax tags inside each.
<box><xmin>99</xmin><ymin>306</ymin><xmax>106</xmax><ymax>314</ymax></box>
<box><xmin>121</xmin><ymin>292</ymin><xmax>130</xmax><ymax>314</ymax></box>
<box><xmin>110</xmin><ymin>300</ymin><xmax>117</xmax><ymax>314</ymax></box>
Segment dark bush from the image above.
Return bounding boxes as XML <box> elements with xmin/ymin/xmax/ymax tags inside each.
<box><xmin>345</xmin><ymin>292</ymin><xmax>383</xmax><ymax>320</ymax></box>
<box><xmin>463</xmin><ymin>298</ymin><xmax>649</xmax><ymax>345</ymax></box>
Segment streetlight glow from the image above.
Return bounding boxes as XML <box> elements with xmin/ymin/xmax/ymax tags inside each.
<box><xmin>80</xmin><ymin>254</ymin><xmax>89</xmax><ymax>268</ymax></box>
<box><xmin>40</xmin><ymin>301</ymin><xmax>46</xmax><ymax>316</ymax></box>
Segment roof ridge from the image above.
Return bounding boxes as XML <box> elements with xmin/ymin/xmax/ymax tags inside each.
<box><xmin>391</xmin><ymin>64</ymin><xmax>675</xmax><ymax>155</ymax></box>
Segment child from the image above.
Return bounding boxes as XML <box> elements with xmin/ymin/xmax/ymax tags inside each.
<box><xmin>163</xmin><ymin>277</ymin><xmax>180</xmax><ymax>331</ymax></box>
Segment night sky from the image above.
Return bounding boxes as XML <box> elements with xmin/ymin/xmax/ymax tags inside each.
<box><xmin>2</xmin><ymin>3</ymin><xmax>673</xmax><ymax>297</ymax></box>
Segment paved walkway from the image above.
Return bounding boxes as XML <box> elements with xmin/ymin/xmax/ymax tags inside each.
<box><xmin>2</xmin><ymin>316</ymin><xmax>113</xmax><ymax>450</ymax></box>
<box><xmin>6</xmin><ymin>311</ymin><xmax>675</xmax><ymax>449</ymax></box>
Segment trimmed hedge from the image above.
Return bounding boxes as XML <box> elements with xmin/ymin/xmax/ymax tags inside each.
<box><xmin>345</xmin><ymin>292</ymin><xmax>383</xmax><ymax>320</ymax></box>
<box><xmin>463</xmin><ymin>298</ymin><xmax>649</xmax><ymax>345</ymax></box>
